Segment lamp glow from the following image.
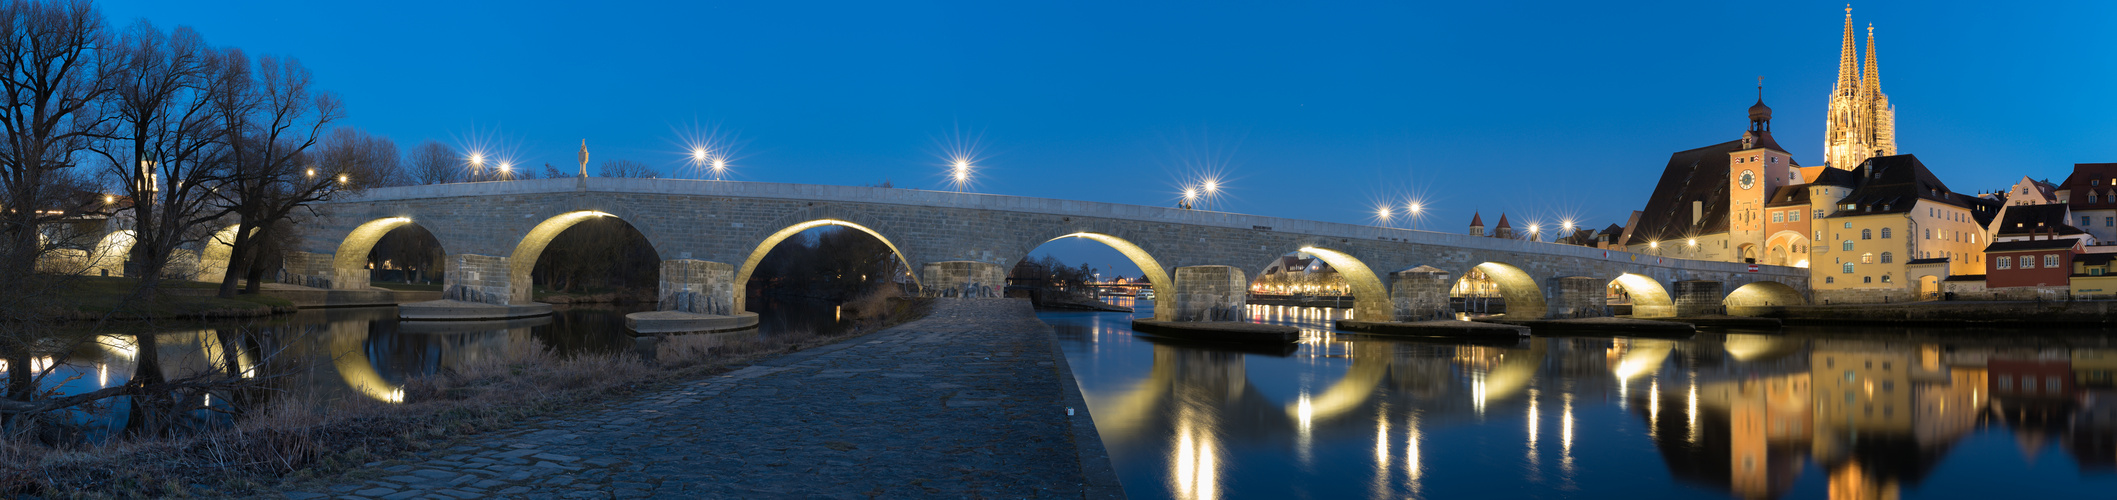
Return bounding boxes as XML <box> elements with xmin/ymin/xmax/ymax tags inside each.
<box><xmin>1688</xmin><ymin>238</ymin><xmax>1697</xmax><ymax>247</ymax></box>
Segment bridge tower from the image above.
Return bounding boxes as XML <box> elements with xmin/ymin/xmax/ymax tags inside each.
<box><xmin>1728</xmin><ymin>86</ymin><xmax>1794</xmax><ymax>264</ymax></box>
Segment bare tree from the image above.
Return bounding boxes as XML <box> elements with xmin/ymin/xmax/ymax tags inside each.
<box><xmin>93</xmin><ymin>20</ymin><xmax>234</xmax><ymax>300</ymax></box>
<box><xmin>316</xmin><ymin>127</ymin><xmax>402</xmax><ymax>187</ymax></box>
<box><xmin>0</xmin><ymin>0</ymin><xmax>117</xmax><ymax>404</ymax></box>
<box><xmin>597</xmin><ymin>158</ymin><xmax>655</xmax><ymax>178</ymax></box>
<box><xmin>212</xmin><ymin>51</ymin><xmax>344</xmax><ymax>298</ymax></box>
<box><xmin>404</xmin><ymin>139</ymin><xmax>455</xmax><ymax>184</ymax></box>
<box><xmin>540</xmin><ymin>162</ymin><xmax>564</xmax><ymax>180</ymax></box>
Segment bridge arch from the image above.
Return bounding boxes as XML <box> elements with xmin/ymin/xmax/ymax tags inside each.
<box><xmin>1723</xmin><ymin>280</ymin><xmax>1805</xmax><ymax>316</ymax></box>
<box><xmin>1031</xmin><ymin>231</ymin><xmax>1172</xmax><ymax>297</ymax></box>
<box><xmin>196</xmin><ymin>225</ymin><xmax>240</xmax><ymax>283</ymax></box>
<box><xmin>732</xmin><ymin>218</ymin><xmax>918</xmax><ymax>312</ymax></box>
<box><xmin>333</xmin><ymin>217</ymin><xmax>431</xmax><ymax>291</ymax></box>
<box><xmin>1458</xmin><ymin>262</ymin><xmax>1545</xmax><ymax>319</ymax></box>
<box><xmin>1283</xmin><ymin>246</ymin><xmax>1388</xmax><ymax>321</ymax></box>
<box><xmin>87</xmin><ymin>229</ymin><xmax>135</xmax><ymax>277</ymax></box>
<box><xmin>1609</xmin><ymin>273</ymin><xmax>1674</xmax><ymax>318</ymax></box>
<box><xmin>506</xmin><ymin>211</ymin><xmax>664</xmax><ymax>304</ymax></box>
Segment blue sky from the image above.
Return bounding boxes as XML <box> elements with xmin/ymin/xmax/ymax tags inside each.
<box><xmin>100</xmin><ymin>1</ymin><xmax>2117</xmax><ymax>277</ymax></box>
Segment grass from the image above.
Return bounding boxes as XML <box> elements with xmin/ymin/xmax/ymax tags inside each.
<box><xmin>2</xmin><ymin>294</ymin><xmax>935</xmax><ymax>498</ymax></box>
<box><xmin>54</xmin><ymin>277</ymin><xmax>296</xmax><ymax>321</ymax></box>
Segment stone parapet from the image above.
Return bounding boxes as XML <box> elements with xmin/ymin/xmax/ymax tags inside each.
<box><xmin>1171</xmin><ymin>265</ymin><xmax>1247</xmax><ymax>322</ymax></box>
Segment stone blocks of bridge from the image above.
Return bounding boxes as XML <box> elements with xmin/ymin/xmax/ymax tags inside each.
<box><xmin>445</xmin><ymin>254</ymin><xmax>513</xmax><ymax>305</ymax></box>
<box><xmin>1546</xmin><ymin>276</ymin><xmax>1609</xmax><ymax>319</ymax></box>
<box><xmin>660</xmin><ymin>259</ymin><xmax>734</xmax><ymax>315</ymax></box>
<box><xmin>922</xmin><ymin>261</ymin><xmax>1004</xmax><ymax>298</ymax></box>
<box><xmin>1388</xmin><ymin>267</ymin><xmax>1453</xmax><ymax>322</ymax></box>
<box><xmin>1673</xmin><ymin>280</ymin><xmax>1726</xmax><ymax>317</ymax></box>
<box><xmin>1171</xmin><ymin>265</ymin><xmax>1247</xmax><ymax>322</ymax></box>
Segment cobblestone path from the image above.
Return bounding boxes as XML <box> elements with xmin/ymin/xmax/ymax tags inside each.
<box><xmin>281</xmin><ymin>299</ymin><xmax>1121</xmax><ymax>499</ymax></box>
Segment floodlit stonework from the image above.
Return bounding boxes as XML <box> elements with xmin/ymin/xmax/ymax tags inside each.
<box><xmin>285</xmin><ymin>178</ymin><xmax>1805</xmax><ymax>321</ymax></box>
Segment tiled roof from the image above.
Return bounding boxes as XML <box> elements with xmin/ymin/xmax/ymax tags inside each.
<box><xmin>1982</xmin><ymin>239</ymin><xmax>2083</xmax><ymax>253</ymax></box>
<box><xmin>1993</xmin><ymin>204</ymin><xmax>2082</xmax><ymax>237</ymax></box>
<box><xmin>1823</xmin><ymin>155</ymin><xmax>1971</xmax><ymax>218</ymax></box>
<box><xmin>1626</xmin><ymin>139</ymin><xmax>1743</xmax><ymax>246</ymax></box>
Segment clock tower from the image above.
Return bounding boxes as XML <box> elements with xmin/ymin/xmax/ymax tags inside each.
<box><xmin>1728</xmin><ymin>86</ymin><xmax>1794</xmax><ymax>263</ymax></box>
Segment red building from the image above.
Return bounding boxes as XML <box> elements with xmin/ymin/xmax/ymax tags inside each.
<box><xmin>1983</xmin><ymin>238</ymin><xmax>2082</xmax><ymax>288</ymax></box>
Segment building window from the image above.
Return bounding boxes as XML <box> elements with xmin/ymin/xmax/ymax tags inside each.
<box><xmin>1826</xmin><ymin>276</ymin><xmax>1835</xmax><ymax>284</ymax></box>
<box><xmin>1844</xmin><ymin>222</ymin><xmax>1852</xmax><ymax>229</ymax></box>
<box><xmin>1997</xmin><ymin>256</ymin><xmax>2011</xmax><ymax>269</ymax></box>
<box><xmin>1881</xmin><ymin>252</ymin><xmax>1893</xmax><ymax>264</ymax></box>
<box><xmin>1791</xmin><ymin>211</ymin><xmax>1801</xmax><ymax>222</ymax></box>
<box><xmin>2107</xmin><ymin>216</ymin><xmax>2113</xmax><ymax>227</ymax></box>
<box><xmin>1881</xmin><ymin>274</ymin><xmax>1893</xmax><ymax>283</ymax></box>
<box><xmin>2048</xmin><ymin>254</ymin><xmax>2061</xmax><ymax>268</ymax></box>
<box><xmin>2021</xmin><ymin>255</ymin><xmax>2035</xmax><ymax>269</ymax></box>
<box><xmin>1843</xmin><ymin>263</ymin><xmax>1855</xmax><ymax>274</ymax></box>
<box><xmin>1881</xmin><ymin>227</ymin><xmax>1891</xmax><ymax>238</ymax></box>
<box><xmin>1773</xmin><ymin>212</ymin><xmax>1784</xmax><ymax>223</ymax></box>
<box><xmin>1815</xmin><ymin>209</ymin><xmax>1824</xmax><ymax>219</ymax></box>
<box><xmin>1863</xmin><ymin>276</ymin><xmax>1872</xmax><ymax>283</ymax></box>
<box><xmin>1862</xmin><ymin>253</ymin><xmax>1873</xmax><ymax>264</ymax></box>
<box><xmin>2048</xmin><ymin>376</ymin><xmax>2064</xmax><ymax>393</ymax></box>
<box><xmin>1925</xmin><ymin>229</ymin><xmax>1932</xmax><ymax>239</ymax></box>
<box><xmin>2094</xmin><ymin>268</ymin><xmax>2106</xmax><ymax>276</ymax></box>
<box><xmin>2086</xmin><ymin>216</ymin><xmax>2094</xmax><ymax>227</ymax></box>
<box><xmin>1842</xmin><ymin>240</ymin><xmax>1854</xmax><ymax>251</ymax></box>
<box><xmin>1862</xmin><ymin>229</ymin><xmax>1872</xmax><ymax>240</ymax></box>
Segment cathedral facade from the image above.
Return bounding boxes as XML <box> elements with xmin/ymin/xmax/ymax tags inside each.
<box><xmin>1822</xmin><ymin>7</ymin><xmax>1895</xmax><ymax>170</ymax></box>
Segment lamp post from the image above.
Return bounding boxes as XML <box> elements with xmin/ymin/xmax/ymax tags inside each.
<box><xmin>469</xmin><ymin>153</ymin><xmax>485</xmax><ymax>182</ymax></box>
<box><xmin>1376</xmin><ymin>205</ymin><xmax>1394</xmax><ymax>228</ymax></box>
<box><xmin>1200</xmin><ymin>179</ymin><xmax>1219</xmax><ymax>211</ymax></box>
<box><xmin>1406</xmin><ymin>201</ymin><xmax>1423</xmax><ymax>230</ymax></box>
<box><xmin>1529</xmin><ymin>224</ymin><xmax>1541</xmax><ymax>242</ymax></box>
<box><xmin>1181</xmin><ymin>187</ymin><xmax>1198</xmax><ymax>210</ymax></box>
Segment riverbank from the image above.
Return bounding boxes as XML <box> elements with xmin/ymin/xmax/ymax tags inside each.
<box><xmin>1756</xmin><ymin>300</ymin><xmax>2117</xmax><ymax>327</ymax></box>
<box><xmin>1</xmin><ymin>299</ymin><xmax>932</xmax><ymax>497</ymax></box>
<box><xmin>55</xmin><ymin>277</ymin><xmax>295</xmax><ymax>320</ymax></box>
<box><xmin>257</xmin><ymin>298</ymin><xmax>1113</xmax><ymax>499</ymax></box>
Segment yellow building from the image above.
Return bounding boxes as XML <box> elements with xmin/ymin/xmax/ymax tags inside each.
<box><xmin>1810</xmin><ymin>155</ymin><xmax>2000</xmax><ymax>304</ymax></box>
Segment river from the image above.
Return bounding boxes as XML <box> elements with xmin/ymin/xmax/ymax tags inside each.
<box><xmin>1045</xmin><ymin>297</ymin><xmax>2117</xmax><ymax>499</ymax></box>
<box><xmin>15</xmin><ymin>297</ymin><xmax>852</xmax><ymax>440</ymax></box>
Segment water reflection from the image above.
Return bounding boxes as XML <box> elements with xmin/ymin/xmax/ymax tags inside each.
<box><xmin>8</xmin><ymin>299</ymin><xmax>839</xmax><ymax>441</ymax></box>
<box><xmin>1051</xmin><ymin>303</ymin><xmax>2117</xmax><ymax>499</ymax></box>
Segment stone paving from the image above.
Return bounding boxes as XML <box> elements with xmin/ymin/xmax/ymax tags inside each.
<box><xmin>280</xmin><ymin>299</ymin><xmax>1122</xmax><ymax>499</ymax></box>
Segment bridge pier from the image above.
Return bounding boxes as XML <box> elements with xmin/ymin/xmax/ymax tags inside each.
<box><xmin>1545</xmin><ymin>276</ymin><xmax>1608</xmax><ymax>319</ymax></box>
<box><xmin>922</xmin><ymin>261</ymin><xmax>1004</xmax><ymax>298</ymax></box>
<box><xmin>444</xmin><ymin>253</ymin><xmax>513</xmax><ymax>304</ymax></box>
<box><xmin>660</xmin><ymin>259</ymin><xmax>734</xmax><ymax>315</ymax></box>
<box><xmin>1171</xmin><ymin>265</ymin><xmax>1246</xmax><ymax>322</ymax></box>
<box><xmin>1673</xmin><ymin>280</ymin><xmax>1726</xmax><ymax>317</ymax></box>
<box><xmin>1388</xmin><ymin>267</ymin><xmax>1452</xmax><ymax>322</ymax></box>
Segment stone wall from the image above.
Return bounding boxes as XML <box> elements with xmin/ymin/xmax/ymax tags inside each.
<box><xmin>660</xmin><ymin>259</ymin><xmax>734</xmax><ymax>314</ymax></box>
<box><xmin>1388</xmin><ymin>267</ymin><xmax>1452</xmax><ymax>321</ymax></box>
<box><xmin>1674</xmin><ymin>280</ymin><xmax>1726</xmax><ymax>316</ymax></box>
<box><xmin>300</xmin><ymin>178</ymin><xmax>1810</xmax><ymax>318</ymax></box>
<box><xmin>1547</xmin><ymin>276</ymin><xmax>1608</xmax><ymax>318</ymax></box>
<box><xmin>1170</xmin><ymin>266</ymin><xmax>1246</xmax><ymax>322</ymax></box>
<box><xmin>444</xmin><ymin>254</ymin><xmax>511</xmax><ymax>304</ymax></box>
<box><xmin>921</xmin><ymin>261</ymin><xmax>1003</xmax><ymax>298</ymax></box>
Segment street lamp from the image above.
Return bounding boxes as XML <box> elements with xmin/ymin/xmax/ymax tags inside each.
<box><xmin>468</xmin><ymin>153</ymin><xmax>486</xmax><ymax>181</ymax></box>
<box><xmin>1375</xmin><ymin>204</ymin><xmax>1393</xmax><ymax>227</ymax></box>
<box><xmin>949</xmin><ymin>159</ymin><xmax>972</xmax><ymax>191</ymax></box>
<box><xmin>1529</xmin><ymin>224</ymin><xmax>1541</xmax><ymax>242</ymax></box>
<box><xmin>1181</xmin><ymin>187</ymin><xmax>1199</xmax><ymax>210</ymax></box>
<box><xmin>497</xmin><ymin>162</ymin><xmax>513</xmax><ymax>181</ymax></box>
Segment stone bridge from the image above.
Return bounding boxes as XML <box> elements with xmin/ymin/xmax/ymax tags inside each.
<box><xmin>280</xmin><ymin>177</ymin><xmax>1807</xmax><ymax>321</ymax></box>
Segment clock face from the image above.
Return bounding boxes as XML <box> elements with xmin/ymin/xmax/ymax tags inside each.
<box><xmin>1739</xmin><ymin>170</ymin><xmax>1756</xmax><ymax>190</ymax></box>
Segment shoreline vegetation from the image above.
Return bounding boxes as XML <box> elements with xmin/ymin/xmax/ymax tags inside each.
<box><xmin>2</xmin><ymin>292</ymin><xmax>933</xmax><ymax>498</ymax></box>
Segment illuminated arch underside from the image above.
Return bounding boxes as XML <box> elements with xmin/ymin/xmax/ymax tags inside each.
<box><xmin>1049</xmin><ymin>233</ymin><xmax>1171</xmax><ymax>317</ymax></box>
<box><xmin>1611</xmin><ymin>273</ymin><xmax>1674</xmax><ymax>318</ymax></box>
<box><xmin>1293</xmin><ymin>246</ymin><xmax>1389</xmax><ymax>320</ymax></box>
<box><xmin>1470</xmin><ymin>262</ymin><xmax>1546</xmax><ymax>319</ymax></box>
<box><xmin>732</xmin><ymin>219</ymin><xmax>918</xmax><ymax>312</ymax></box>
<box><xmin>1724</xmin><ymin>281</ymin><xmax>1806</xmax><ymax>307</ymax></box>
<box><xmin>333</xmin><ymin>217</ymin><xmax>417</xmax><ymax>285</ymax></box>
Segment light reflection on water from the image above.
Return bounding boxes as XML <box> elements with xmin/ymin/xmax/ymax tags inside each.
<box><xmin>1049</xmin><ymin>298</ymin><xmax>2117</xmax><ymax>499</ymax></box>
<box><xmin>9</xmin><ymin>299</ymin><xmax>846</xmax><ymax>441</ymax></box>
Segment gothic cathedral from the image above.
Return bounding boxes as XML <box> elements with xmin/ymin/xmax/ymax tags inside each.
<box><xmin>1822</xmin><ymin>7</ymin><xmax>1895</xmax><ymax>170</ymax></box>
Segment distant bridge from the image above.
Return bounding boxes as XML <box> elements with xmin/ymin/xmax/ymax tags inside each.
<box><xmin>247</xmin><ymin>177</ymin><xmax>1807</xmax><ymax>321</ymax></box>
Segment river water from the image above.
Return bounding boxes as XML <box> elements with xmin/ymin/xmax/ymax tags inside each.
<box><xmin>17</xmin><ymin>298</ymin><xmax>851</xmax><ymax>440</ymax></box>
<box><xmin>1046</xmin><ymin>297</ymin><xmax>2117</xmax><ymax>499</ymax></box>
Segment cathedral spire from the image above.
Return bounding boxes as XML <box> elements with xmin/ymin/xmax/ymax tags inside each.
<box><xmin>1835</xmin><ymin>5</ymin><xmax>1859</xmax><ymax>97</ymax></box>
<box><xmin>1862</xmin><ymin>24</ymin><xmax>1880</xmax><ymax>97</ymax></box>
